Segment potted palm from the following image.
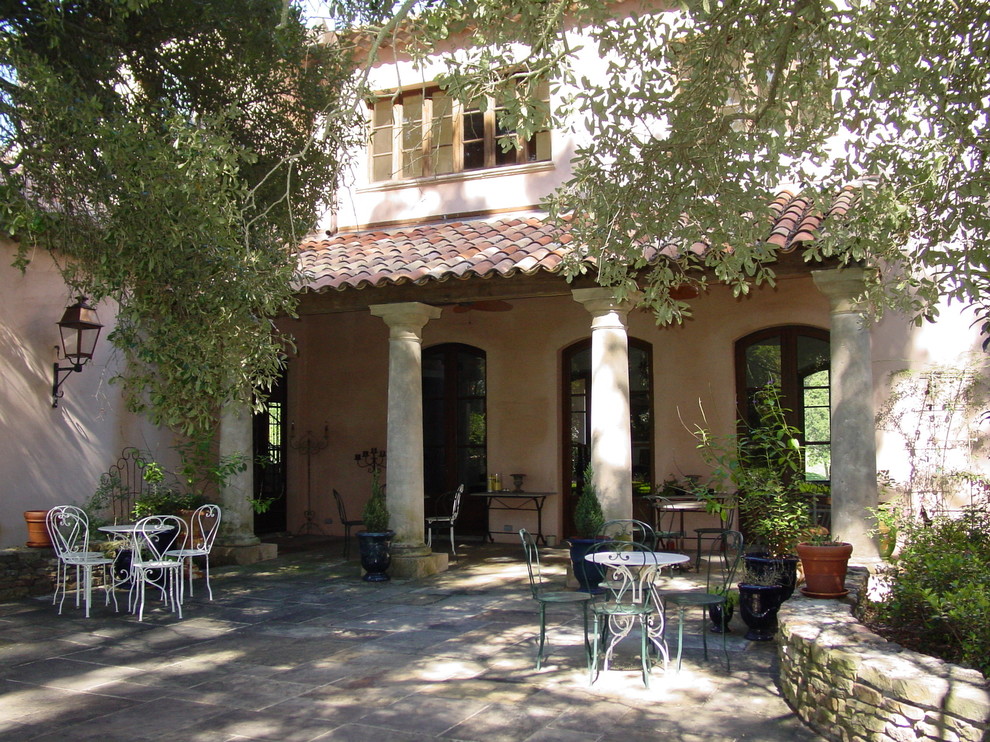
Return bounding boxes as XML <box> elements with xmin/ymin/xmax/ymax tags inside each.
<box><xmin>357</xmin><ymin>470</ymin><xmax>392</xmax><ymax>582</ymax></box>
<box><xmin>567</xmin><ymin>463</ymin><xmax>606</xmax><ymax>593</ymax></box>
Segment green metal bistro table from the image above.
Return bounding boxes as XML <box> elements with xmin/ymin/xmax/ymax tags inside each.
<box><xmin>472</xmin><ymin>491</ymin><xmax>555</xmax><ymax>545</ymax></box>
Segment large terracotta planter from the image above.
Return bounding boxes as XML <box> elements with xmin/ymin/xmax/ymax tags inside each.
<box><xmin>24</xmin><ymin>510</ymin><xmax>52</xmax><ymax>548</ymax></box>
<box><xmin>796</xmin><ymin>541</ymin><xmax>853</xmax><ymax>598</ymax></box>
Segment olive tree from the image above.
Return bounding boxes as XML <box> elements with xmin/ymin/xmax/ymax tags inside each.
<box><xmin>402</xmin><ymin>0</ymin><xmax>990</xmax><ymax>331</ymax></box>
<box><xmin>1</xmin><ymin>0</ymin><xmax>361</xmax><ymax>437</ymax></box>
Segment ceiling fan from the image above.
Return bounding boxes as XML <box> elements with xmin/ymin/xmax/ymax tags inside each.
<box><xmin>450</xmin><ymin>300</ymin><xmax>513</xmax><ymax>313</ymax></box>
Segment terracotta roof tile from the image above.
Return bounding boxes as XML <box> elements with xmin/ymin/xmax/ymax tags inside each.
<box><xmin>297</xmin><ymin>191</ymin><xmax>855</xmax><ymax>293</ymax></box>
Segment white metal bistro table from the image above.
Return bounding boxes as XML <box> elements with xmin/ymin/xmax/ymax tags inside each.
<box><xmin>584</xmin><ymin>549</ymin><xmax>690</xmax><ymax>679</ymax></box>
<box><xmin>97</xmin><ymin>523</ymin><xmax>170</xmax><ymax>588</ymax></box>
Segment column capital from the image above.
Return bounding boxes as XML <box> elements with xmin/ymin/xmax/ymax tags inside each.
<box><xmin>370</xmin><ymin>302</ymin><xmax>442</xmax><ymax>336</ymax></box>
<box><xmin>812</xmin><ymin>267</ymin><xmax>869</xmax><ymax>314</ymax></box>
<box><xmin>572</xmin><ymin>287</ymin><xmax>637</xmax><ymax>327</ymax></box>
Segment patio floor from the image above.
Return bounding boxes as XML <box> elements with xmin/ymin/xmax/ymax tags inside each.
<box><xmin>0</xmin><ymin>539</ymin><xmax>825</xmax><ymax>741</ymax></box>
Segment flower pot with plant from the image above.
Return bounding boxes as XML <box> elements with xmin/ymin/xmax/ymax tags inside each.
<box><xmin>358</xmin><ymin>470</ymin><xmax>392</xmax><ymax>582</ymax></box>
<box><xmin>708</xmin><ymin>587</ymin><xmax>738</xmax><ymax>633</ymax></box>
<box><xmin>796</xmin><ymin>526</ymin><xmax>853</xmax><ymax>598</ymax></box>
<box><xmin>567</xmin><ymin>464</ymin><xmax>606</xmax><ymax>593</ymax></box>
<box><xmin>737</xmin><ymin>563</ymin><xmax>787</xmax><ymax>640</ymax></box>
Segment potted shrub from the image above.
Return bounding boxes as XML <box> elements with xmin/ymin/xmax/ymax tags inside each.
<box><xmin>567</xmin><ymin>463</ymin><xmax>606</xmax><ymax>593</ymax></box>
<box><xmin>357</xmin><ymin>470</ymin><xmax>393</xmax><ymax>582</ymax></box>
<box><xmin>796</xmin><ymin>527</ymin><xmax>853</xmax><ymax>598</ymax></box>
<box><xmin>708</xmin><ymin>587</ymin><xmax>738</xmax><ymax>633</ymax></box>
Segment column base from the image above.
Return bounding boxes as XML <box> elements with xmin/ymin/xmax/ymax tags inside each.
<box><xmin>212</xmin><ymin>542</ymin><xmax>278</xmax><ymax>566</ymax></box>
<box><xmin>388</xmin><ymin>548</ymin><xmax>449</xmax><ymax>579</ymax></box>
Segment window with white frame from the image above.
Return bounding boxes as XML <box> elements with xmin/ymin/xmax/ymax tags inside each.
<box><xmin>368</xmin><ymin>81</ymin><xmax>551</xmax><ymax>183</ymax></box>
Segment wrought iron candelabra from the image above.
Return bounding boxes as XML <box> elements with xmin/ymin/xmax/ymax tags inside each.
<box><xmin>290</xmin><ymin>423</ymin><xmax>329</xmax><ymax>535</ymax></box>
<box><xmin>354</xmin><ymin>447</ymin><xmax>386</xmax><ymax>474</ymax></box>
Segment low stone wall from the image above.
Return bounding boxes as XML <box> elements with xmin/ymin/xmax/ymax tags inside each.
<box><xmin>778</xmin><ymin>569</ymin><xmax>990</xmax><ymax>742</ymax></box>
<box><xmin>0</xmin><ymin>547</ymin><xmax>57</xmax><ymax>601</ymax></box>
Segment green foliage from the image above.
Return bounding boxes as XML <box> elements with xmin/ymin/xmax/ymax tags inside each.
<box><xmin>693</xmin><ymin>385</ymin><xmax>813</xmax><ymax>557</ymax></box>
<box><xmin>871</xmin><ymin>508</ymin><xmax>990</xmax><ymax>676</ymax></box>
<box><xmin>131</xmin><ymin>458</ymin><xmax>206</xmax><ymax>517</ymax></box>
<box><xmin>1</xmin><ymin>0</ymin><xmax>360</xmax><ymax>439</ymax></box>
<box><xmin>573</xmin><ymin>463</ymin><xmax>605</xmax><ymax>538</ymax></box>
<box><xmin>411</xmin><ymin>0</ymin><xmax>990</xmax><ymax>334</ymax></box>
<box><xmin>362</xmin><ymin>470</ymin><xmax>390</xmax><ymax>533</ymax></box>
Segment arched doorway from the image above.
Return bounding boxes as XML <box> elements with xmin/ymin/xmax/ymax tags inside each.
<box><xmin>423</xmin><ymin>343</ymin><xmax>488</xmax><ymax>538</ymax></box>
<box><xmin>561</xmin><ymin>338</ymin><xmax>653</xmax><ymax>538</ymax></box>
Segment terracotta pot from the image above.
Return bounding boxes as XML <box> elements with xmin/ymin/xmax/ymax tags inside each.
<box><xmin>24</xmin><ymin>510</ymin><xmax>52</xmax><ymax>548</ymax></box>
<box><xmin>796</xmin><ymin>541</ymin><xmax>853</xmax><ymax>598</ymax></box>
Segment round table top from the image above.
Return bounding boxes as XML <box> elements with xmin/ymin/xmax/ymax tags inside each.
<box><xmin>584</xmin><ymin>550</ymin><xmax>690</xmax><ymax>567</ymax></box>
<box><xmin>98</xmin><ymin>523</ymin><xmax>168</xmax><ymax>534</ymax></box>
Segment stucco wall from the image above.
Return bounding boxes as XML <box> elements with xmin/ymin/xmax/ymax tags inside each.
<box><xmin>0</xmin><ymin>241</ymin><xmax>177</xmax><ymax>548</ymax></box>
<box><xmin>284</xmin><ymin>272</ymin><xmax>846</xmax><ymax>542</ymax></box>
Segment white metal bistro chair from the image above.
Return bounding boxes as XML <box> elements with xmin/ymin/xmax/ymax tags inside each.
<box><xmin>164</xmin><ymin>504</ymin><xmax>222</xmax><ymax>600</ymax></box>
<box><xmin>46</xmin><ymin>505</ymin><xmax>118</xmax><ymax>618</ymax></box>
<box><xmin>425</xmin><ymin>483</ymin><xmax>464</xmax><ymax>554</ymax></box>
<box><xmin>129</xmin><ymin>515</ymin><xmax>186</xmax><ymax>621</ymax></box>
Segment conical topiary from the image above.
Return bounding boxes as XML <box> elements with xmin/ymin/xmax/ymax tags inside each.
<box><xmin>362</xmin><ymin>469</ymin><xmax>390</xmax><ymax>533</ymax></box>
<box><xmin>574</xmin><ymin>463</ymin><xmax>605</xmax><ymax>538</ymax></box>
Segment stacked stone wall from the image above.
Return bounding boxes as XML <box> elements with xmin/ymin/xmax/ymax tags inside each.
<box><xmin>778</xmin><ymin>570</ymin><xmax>989</xmax><ymax>742</ymax></box>
<box><xmin>0</xmin><ymin>547</ymin><xmax>57</xmax><ymax>601</ymax></box>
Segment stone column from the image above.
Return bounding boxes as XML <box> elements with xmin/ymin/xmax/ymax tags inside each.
<box><xmin>370</xmin><ymin>302</ymin><xmax>448</xmax><ymax>578</ymax></box>
<box><xmin>572</xmin><ymin>288</ymin><xmax>635</xmax><ymax>521</ymax></box>
<box><xmin>812</xmin><ymin>267</ymin><xmax>879</xmax><ymax>560</ymax></box>
<box><xmin>214</xmin><ymin>400</ymin><xmax>278</xmax><ymax>565</ymax></box>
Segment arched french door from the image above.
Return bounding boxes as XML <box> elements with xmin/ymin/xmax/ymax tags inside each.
<box><xmin>561</xmin><ymin>338</ymin><xmax>653</xmax><ymax>538</ymax></box>
<box><xmin>423</xmin><ymin>343</ymin><xmax>488</xmax><ymax>537</ymax></box>
<box><xmin>735</xmin><ymin>326</ymin><xmax>831</xmax><ymax>481</ymax></box>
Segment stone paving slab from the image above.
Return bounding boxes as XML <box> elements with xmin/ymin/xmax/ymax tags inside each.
<box><xmin>0</xmin><ymin>541</ymin><xmax>825</xmax><ymax>742</ymax></box>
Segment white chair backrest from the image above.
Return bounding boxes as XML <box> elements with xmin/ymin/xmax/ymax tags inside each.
<box><xmin>131</xmin><ymin>515</ymin><xmax>187</xmax><ymax>564</ymax></box>
<box><xmin>46</xmin><ymin>505</ymin><xmax>90</xmax><ymax>557</ymax></box>
<box><xmin>189</xmin><ymin>504</ymin><xmax>222</xmax><ymax>551</ymax></box>
<box><xmin>450</xmin><ymin>484</ymin><xmax>464</xmax><ymax>520</ymax></box>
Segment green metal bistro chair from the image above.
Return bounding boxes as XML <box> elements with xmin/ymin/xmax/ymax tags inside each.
<box><xmin>597</xmin><ymin>518</ymin><xmax>657</xmax><ymax>549</ymax></box>
<box><xmin>587</xmin><ymin>538</ymin><xmax>668</xmax><ymax>689</ymax></box>
<box><xmin>519</xmin><ymin>529</ymin><xmax>591</xmax><ymax>671</ymax></box>
<box><xmin>694</xmin><ymin>501</ymin><xmax>735</xmax><ymax>572</ymax></box>
<box><xmin>649</xmin><ymin>496</ymin><xmax>687</xmax><ymax>554</ymax></box>
<box><xmin>663</xmin><ymin>529</ymin><xmax>744</xmax><ymax>671</ymax></box>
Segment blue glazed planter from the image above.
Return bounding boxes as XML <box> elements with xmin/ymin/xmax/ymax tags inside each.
<box><xmin>567</xmin><ymin>538</ymin><xmax>606</xmax><ymax>593</ymax></box>
<box><xmin>357</xmin><ymin>530</ymin><xmax>393</xmax><ymax>582</ymax></box>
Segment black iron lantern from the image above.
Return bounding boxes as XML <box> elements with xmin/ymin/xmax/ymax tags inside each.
<box><xmin>52</xmin><ymin>296</ymin><xmax>103</xmax><ymax>408</ymax></box>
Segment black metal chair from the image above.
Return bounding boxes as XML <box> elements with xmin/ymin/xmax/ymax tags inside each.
<box><xmin>333</xmin><ymin>489</ymin><xmax>363</xmax><ymax>559</ymax></box>
<box><xmin>519</xmin><ymin>529</ymin><xmax>591</xmax><ymax>670</ymax></box>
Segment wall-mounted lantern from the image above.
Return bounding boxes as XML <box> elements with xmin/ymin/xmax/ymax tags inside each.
<box><xmin>52</xmin><ymin>296</ymin><xmax>103</xmax><ymax>408</ymax></box>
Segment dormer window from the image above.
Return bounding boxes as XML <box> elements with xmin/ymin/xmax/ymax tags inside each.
<box><xmin>368</xmin><ymin>81</ymin><xmax>551</xmax><ymax>183</ymax></box>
